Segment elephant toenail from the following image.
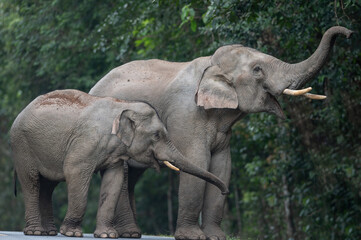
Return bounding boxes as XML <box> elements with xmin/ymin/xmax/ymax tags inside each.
<box><xmin>131</xmin><ymin>233</ymin><xmax>141</xmax><ymax>238</ymax></box>
<box><xmin>122</xmin><ymin>233</ymin><xmax>131</xmax><ymax>238</ymax></box>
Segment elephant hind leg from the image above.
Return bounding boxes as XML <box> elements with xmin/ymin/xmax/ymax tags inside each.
<box><xmin>39</xmin><ymin>176</ymin><xmax>58</xmax><ymax>235</ymax></box>
<box><xmin>16</xmin><ymin>166</ymin><xmax>46</xmax><ymax>235</ymax></box>
<box><xmin>12</xmin><ymin>137</ymin><xmax>46</xmax><ymax>236</ymax></box>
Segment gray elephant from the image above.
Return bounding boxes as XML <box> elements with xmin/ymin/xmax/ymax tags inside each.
<box><xmin>10</xmin><ymin>89</ymin><xmax>228</xmax><ymax>238</ymax></box>
<box><xmin>89</xmin><ymin>26</ymin><xmax>352</xmax><ymax>239</ymax></box>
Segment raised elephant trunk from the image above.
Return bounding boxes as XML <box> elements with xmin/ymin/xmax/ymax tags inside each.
<box><xmin>156</xmin><ymin>140</ymin><xmax>229</xmax><ymax>195</ymax></box>
<box><xmin>283</xmin><ymin>26</ymin><xmax>353</xmax><ymax>90</ymax></box>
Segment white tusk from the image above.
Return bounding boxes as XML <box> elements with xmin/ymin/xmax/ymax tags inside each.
<box><xmin>164</xmin><ymin>161</ymin><xmax>180</xmax><ymax>171</ymax></box>
<box><xmin>304</xmin><ymin>93</ymin><xmax>327</xmax><ymax>100</ymax></box>
<box><xmin>283</xmin><ymin>87</ymin><xmax>312</xmax><ymax>96</ymax></box>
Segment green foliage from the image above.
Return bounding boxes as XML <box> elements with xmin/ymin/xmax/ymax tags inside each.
<box><xmin>1</xmin><ymin>0</ymin><xmax>360</xmax><ymax>239</ymax></box>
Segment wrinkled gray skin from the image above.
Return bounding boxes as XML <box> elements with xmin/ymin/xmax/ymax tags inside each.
<box><xmin>10</xmin><ymin>90</ymin><xmax>228</xmax><ymax>238</ymax></box>
<box><xmin>90</xmin><ymin>27</ymin><xmax>352</xmax><ymax>240</ymax></box>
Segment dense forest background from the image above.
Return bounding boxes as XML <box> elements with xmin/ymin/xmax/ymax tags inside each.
<box><xmin>1</xmin><ymin>0</ymin><xmax>360</xmax><ymax>239</ymax></box>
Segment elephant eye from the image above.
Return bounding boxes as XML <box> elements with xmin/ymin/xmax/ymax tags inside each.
<box><xmin>253</xmin><ymin>66</ymin><xmax>262</xmax><ymax>73</ymax></box>
<box><xmin>153</xmin><ymin>131</ymin><xmax>161</xmax><ymax>141</ymax></box>
<box><xmin>253</xmin><ymin>65</ymin><xmax>263</xmax><ymax>78</ymax></box>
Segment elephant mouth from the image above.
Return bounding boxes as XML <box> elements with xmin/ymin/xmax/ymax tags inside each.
<box><xmin>152</xmin><ymin>159</ymin><xmax>161</xmax><ymax>172</ymax></box>
<box><xmin>128</xmin><ymin>158</ymin><xmax>150</xmax><ymax>168</ymax></box>
<box><xmin>266</xmin><ymin>93</ymin><xmax>285</xmax><ymax>119</ymax></box>
<box><xmin>128</xmin><ymin>157</ymin><xmax>165</xmax><ymax>173</ymax></box>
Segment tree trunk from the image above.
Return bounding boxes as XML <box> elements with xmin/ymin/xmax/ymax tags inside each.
<box><xmin>259</xmin><ymin>197</ymin><xmax>267</xmax><ymax>240</ymax></box>
<box><xmin>282</xmin><ymin>175</ymin><xmax>297</xmax><ymax>240</ymax></box>
<box><xmin>167</xmin><ymin>171</ymin><xmax>174</xmax><ymax>234</ymax></box>
<box><xmin>234</xmin><ymin>183</ymin><xmax>242</xmax><ymax>235</ymax></box>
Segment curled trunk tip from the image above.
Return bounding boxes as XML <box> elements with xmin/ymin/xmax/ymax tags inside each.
<box><xmin>326</xmin><ymin>26</ymin><xmax>353</xmax><ymax>39</ymax></box>
<box><xmin>286</xmin><ymin>26</ymin><xmax>353</xmax><ymax>89</ymax></box>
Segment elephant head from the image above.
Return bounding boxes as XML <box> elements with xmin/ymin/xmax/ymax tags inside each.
<box><xmin>196</xmin><ymin>26</ymin><xmax>353</xmax><ymax>118</ymax></box>
<box><xmin>111</xmin><ymin>103</ymin><xmax>229</xmax><ymax>195</ymax></box>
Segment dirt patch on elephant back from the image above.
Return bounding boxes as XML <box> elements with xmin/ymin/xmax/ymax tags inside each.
<box><xmin>37</xmin><ymin>90</ymin><xmax>91</xmax><ymax>108</ymax></box>
<box><xmin>105</xmin><ymin>97</ymin><xmax>130</xmax><ymax>103</ymax></box>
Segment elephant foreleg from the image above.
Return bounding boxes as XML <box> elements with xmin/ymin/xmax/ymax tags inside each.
<box><xmin>201</xmin><ymin>147</ymin><xmax>232</xmax><ymax>240</ymax></box>
<box><xmin>128</xmin><ymin>165</ymin><xmax>145</xmax><ymax>220</ymax></box>
<box><xmin>94</xmin><ymin>161</ymin><xmax>124</xmax><ymax>238</ymax></box>
<box><xmin>174</xmin><ymin>148</ymin><xmax>210</xmax><ymax>240</ymax></box>
<box><xmin>60</xmin><ymin>160</ymin><xmax>95</xmax><ymax>237</ymax></box>
<box><xmin>113</xmin><ymin>164</ymin><xmax>144</xmax><ymax>238</ymax></box>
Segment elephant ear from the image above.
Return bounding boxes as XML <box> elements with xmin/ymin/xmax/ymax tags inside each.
<box><xmin>196</xmin><ymin>65</ymin><xmax>238</xmax><ymax>109</ymax></box>
<box><xmin>111</xmin><ymin>110</ymin><xmax>135</xmax><ymax>147</ymax></box>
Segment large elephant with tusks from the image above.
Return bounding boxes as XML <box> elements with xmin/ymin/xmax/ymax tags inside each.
<box><xmin>90</xmin><ymin>26</ymin><xmax>353</xmax><ymax>240</ymax></box>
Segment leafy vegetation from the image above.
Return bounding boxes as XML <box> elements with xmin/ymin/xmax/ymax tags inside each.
<box><xmin>1</xmin><ymin>0</ymin><xmax>360</xmax><ymax>239</ymax></box>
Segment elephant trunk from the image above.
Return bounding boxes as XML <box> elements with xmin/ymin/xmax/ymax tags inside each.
<box><xmin>283</xmin><ymin>26</ymin><xmax>352</xmax><ymax>90</ymax></box>
<box><xmin>155</xmin><ymin>140</ymin><xmax>229</xmax><ymax>195</ymax></box>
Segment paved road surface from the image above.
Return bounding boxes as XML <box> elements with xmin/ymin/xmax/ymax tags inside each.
<box><xmin>0</xmin><ymin>232</ymin><xmax>174</xmax><ymax>240</ymax></box>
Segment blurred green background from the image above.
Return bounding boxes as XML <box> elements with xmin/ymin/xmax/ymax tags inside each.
<box><xmin>1</xmin><ymin>0</ymin><xmax>360</xmax><ymax>239</ymax></box>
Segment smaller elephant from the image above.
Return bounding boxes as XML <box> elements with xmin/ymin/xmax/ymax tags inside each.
<box><xmin>10</xmin><ymin>89</ymin><xmax>228</xmax><ymax>238</ymax></box>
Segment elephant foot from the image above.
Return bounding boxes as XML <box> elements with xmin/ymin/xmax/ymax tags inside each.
<box><xmin>47</xmin><ymin>230</ymin><xmax>58</xmax><ymax>236</ymax></box>
<box><xmin>23</xmin><ymin>225</ymin><xmax>47</xmax><ymax>236</ymax></box>
<box><xmin>116</xmin><ymin>223</ymin><xmax>141</xmax><ymax>238</ymax></box>
<box><xmin>175</xmin><ymin>225</ymin><xmax>207</xmax><ymax>240</ymax></box>
<box><xmin>60</xmin><ymin>224</ymin><xmax>83</xmax><ymax>237</ymax></box>
<box><xmin>44</xmin><ymin>224</ymin><xmax>58</xmax><ymax>236</ymax></box>
<box><xmin>202</xmin><ymin>224</ymin><xmax>226</xmax><ymax>240</ymax></box>
<box><xmin>118</xmin><ymin>230</ymin><xmax>141</xmax><ymax>238</ymax></box>
<box><xmin>94</xmin><ymin>227</ymin><xmax>119</xmax><ymax>238</ymax></box>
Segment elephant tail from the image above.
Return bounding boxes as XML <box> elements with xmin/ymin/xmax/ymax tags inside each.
<box><xmin>13</xmin><ymin>169</ymin><xmax>17</xmax><ymax>197</ymax></box>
